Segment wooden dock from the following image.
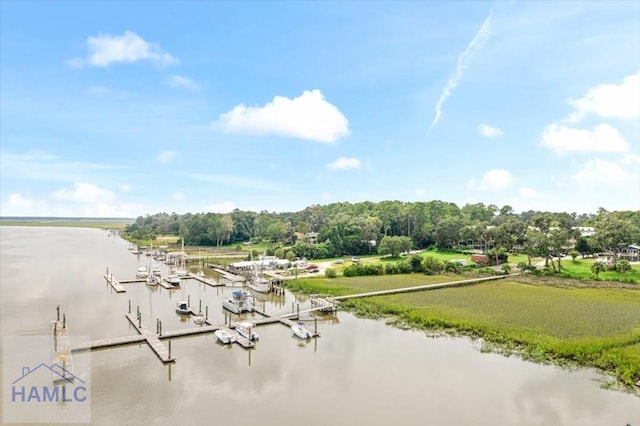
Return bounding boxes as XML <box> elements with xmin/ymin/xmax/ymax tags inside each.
<box><xmin>208</xmin><ymin>266</ymin><xmax>246</xmax><ymax>283</ymax></box>
<box><xmin>125</xmin><ymin>313</ymin><xmax>175</xmax><ymax>363</ymax></box>
<box><xmin>70</xmin><ymin>335</ymin><xmax>146</xmax><ymax>352</ymax></box>
<box><xmin>187</xmin><ymin>272</ymin><xmax>225</xmax><ymax>287</ymax></box>
<box><xmin>253</xmin><ymin>308</ymin><xmax>320</xmax><ymax>337</ymax></box>
<box><xmin>104</xmin><ymin>274</ymin><xmax>126</xmax><ymax>293</ymax></box>
<box><xmin>51</xmin><ymin>318</ymin><xmax>77</xmax><ymax>384</ymax></box>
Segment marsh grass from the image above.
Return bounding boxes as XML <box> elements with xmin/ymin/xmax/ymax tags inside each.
<box><xmin>288</xmin><ymin>275</ymin><xmax>640</xmax><ymax>388</ymax></box>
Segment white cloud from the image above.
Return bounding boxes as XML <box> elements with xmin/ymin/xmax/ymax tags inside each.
<box><xmin>5</xmin><ymin>193</ymin><xmax>39</xmax><ymax>209</ymax></box>
<box><xmin>52</xmin><ymin>182</ymin><xmax>116</xmax><ymax>204</ymax></box>
<box><xmin>572</xmin><ymin>159</ymin><xmax>633</xmax><ymax>185</ymax></box>
<box><xmin>519</xmin><ymin>187</ymin><xmax>542</xmax><ymax>199</ymax></box>
<box><xmin>157</xmin><ymin>150</ymin><xmax>176</xmax><ymax>163</ymax></box>
<box><xmin>542</xmin><ymin>123</ymin><xmax>629</xmax><ymax>155</ymax></box>
<box><xmin>206</xmin><ymin>201</ymin><xmax>234</xmax><ymax>213</ymax></box>
<box><xmin>477</xmin><ymin>124</ymin><xmax>503</xmax><ymax>138</ymax></box>
<box><xmin>172</xmin><ymin>192</ymin><xmax>184</xmax><ymax>201</ymax></box>
<box><xmin>167</xmin><ymin>75</ymin><xmax>201</xmax><ymax>91</ymax></box>
<box><xmin>327</xmin><ymin>157</ymin><xmax>361</xmax><ymax>170</ymax></box>
<box><xmin>568</xmin><ymin>71</ymin><xmax>640</xmax><ymax>120</ymax></box>
<box><xmin>214</xmin><ymin>89</ymin><xmax>350</xmax><ymax>143</ymax></box>
<box><xmin>468</xmin><ymin>169</ymin><xmax>514</xmax><ymax>191</ymax></box>
<box><xmin>430</xmin><ymin>12</ymin><xmax>492</xmax><ymax>130</ymax></box>
<box><xmin>69</xmin><ymin>31</ymin><xmax>178</xmax><ymax>67</ymax></box>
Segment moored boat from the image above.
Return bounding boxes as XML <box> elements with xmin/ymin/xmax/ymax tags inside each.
<box><xmin>222</xmin><ymin>290</ymin><xmax>254</xmax><ymax>314</ymax></box>
<box><xmin>176</xmin><ymin>301</ymin><xmax>191</xmax><ymax>315</ymax></box>
<box><xmin>214</xmin><ymin>329</ymin><xmax>236</xmax><ymax>344</ymax></box>
<box><xmin>291</xmin><ymin>323</ymin><xmax>313</xmax><ymax>339</ymax></box>
<box><xmin>136</xmin><ymin>265</ymin><xmax>149</xmax><ymax>278</ymax></box>
<box><xmin>235</xmin><ymin>322</ymin><xmax>259</xmax><ymax>341</ymax></box>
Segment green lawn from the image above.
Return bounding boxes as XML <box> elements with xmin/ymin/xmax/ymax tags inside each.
<box><xmin>561</xmin><ymin>259</ymin><xmax>640</xmax><ymax>283</ymax></box>
<box><xmin>0</xmin><ymin>218</ymin><xmax>132</xmax><ymax>229</ymax></box>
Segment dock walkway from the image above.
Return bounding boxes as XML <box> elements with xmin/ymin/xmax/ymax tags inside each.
<box><xmin>51</xmin><ymin>319</ymin><xmax>77</xmax><ymax>384</ymax></box>
<box><xmin>125</xmin><ymin>313</ymin><xmax>175</xmax><ymax>363</ymax></box>
<box><xmin>187</xmin><ymin>272</ymin><xmax>225</xmax><ymax>287</ymax></box>
<box><xmin>104</xmin><ymin>274</ymin><xmax>126</xmax><ymax>293</ymax></box>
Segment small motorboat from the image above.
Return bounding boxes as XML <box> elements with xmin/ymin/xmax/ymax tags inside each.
<box><xmin>235</xmin><ymin>322</ymin><xmax>259</xmax><ymax>341</ymax></box>
<box><xmin>291</xmin><ymin>323</ymin><xmax>313</xmax><ymax>339</ymax></box>
<box><xmin>222</xmin><ymin>290</ymin><xmax>254</xmax><ymax>314</ymax></box>
<box><xmin>175</xmin><ymin>301</ymin><xmax>191</xmax><ymax>315</ymax></box>
<box><xmin>214</xmin><ymin>329</ymin><xmax>236</xmax><ymax>344</ymax></box>
<box><xmin>193</xmin><ymin>313</ymin><xmax>206</xmax><ymax>325</ymax></box>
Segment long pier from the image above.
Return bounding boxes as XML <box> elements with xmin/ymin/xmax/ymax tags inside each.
<box><xmin>125</xmin><ymin>313</ymin><xmax>175</xmax><ymax>363</ymax></box>
<box><xmin>333</xmin><ymin>275</ymin><xmax>508</xmax><ymax>301</ymax></box>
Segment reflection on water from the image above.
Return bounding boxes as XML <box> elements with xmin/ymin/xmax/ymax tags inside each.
<box><xmin>1</xmin><ymin>226</ymin><xmax>638</xmax><ymax>426</ymax></box>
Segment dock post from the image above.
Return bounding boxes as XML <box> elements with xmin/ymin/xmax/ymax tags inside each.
<box><xmin>292</xmin><ymin>302</ymin><xmax>294</xmax><ymax>314</ymax></box>
<box><xmin>156</xmin><ymin>318</ymin><xmax>160</xmax><ymax>334</ymax></box>
<box><xmin>314</xmin><ymin>317</ymin><xmax>317</xmax><ymax>335</ymax></box>
<box><xmin>128</xmin><ymin>300</ymin><xmax>131</xmax><ymax>314</ymax></box>
<box><xmin>63</xmin><ymin>313</ymin><xmax>66</xmax><ymax>329</ymax></box>
<box><xmin>199</xmin><ymin>299</ymin><xmax>202</xmax><ymax>313</ymax></box>
<box><xmin>56</xmin><ymin>305</ymin><xmax>60</xmax><ymax>321</ymax></box>
<box><xmin>205</xmin><ymin>306</ymin><xmax>208</xmax><ymax>321</ymax></box>
<box><xmin>138</xmin><ymin>314</ymin><xmax>141</xmax><ymax>329</ymax></box>
<box><xmin>168</xmin><ymin>340</ymin><xmax>172</xmax><ymax>359</ymax></box>
<box><xmin>159</xmin><ymin>320</ymin><xmax>162</xmax><ymax>336</ymax></box>
<box><xmin>297</xmin><ymin>303</ymin><xmax>299</xmax><ymax>319</ymax></box>
<box><xmin>137</xmin><ymin>305</ymin><xmax>140</xmax><ymax>317</ymax></box>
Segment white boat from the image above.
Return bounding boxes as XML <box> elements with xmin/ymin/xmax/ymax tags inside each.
<box><xmin>166</xmin><ymin>272</ymin><xmax>181</xmax><ymax>286</ymax></box>
<box><xmin>152</xmin><ymin>266</ymin><xmax>162</xmax><ymax>277</ymax></box>
<box><xmin>193</xmin><ymin>313</ymin><xmax>206</xmax><ymax>325</ymax></box>
<box><xmin>175</xmin><ymin>238</ymin><xmax>188</xmax><ymax>277</ymax></box>
<box><xmin>222</xmin><ymin>290</ymin><xmax>254</xmax><ymax>314</ymax></box>
<box><xmin>214</xmin><ymin>329</ymin><xmax>236</xmax><ymax>344</ymax></box>
<box><xmin>246</xmin><ymin>253</ymin><xmax>271</xmax><ymax>293</ymax></box>
<box><xmin>176</xmin><ymin>301</ymin><xmax>191</xmax><ymax>315</ymax></box>
<box><xmin>247</xmin><ymin>267</ymin><xmax>271</xmax><ymax>293</ymax></box>
<box><xmin>291</xmin><ymin>323</ymin><xmax>313</xmax><ymax>339</ymax></box>
<box><xmin>235</xmin><ymin>322</ymin><xmax>259</xmax><ymax>341</ymax></box>
<box><xmin>135</xmin><ymin>265</ymin><xmax>149</xmax><ymax>278</ymax></box>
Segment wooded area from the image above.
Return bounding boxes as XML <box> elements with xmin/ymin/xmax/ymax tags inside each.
<box><xmin>124</xmin><ymin>201</ymin><xmax>640</xmax><ymax>264</ymax></box>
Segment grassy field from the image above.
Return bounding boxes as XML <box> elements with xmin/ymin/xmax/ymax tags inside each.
<box><xmin>560</xmin><ymin>259</ymin><xmax>640</xmax><ymax>283</ymax></box>
<box><xmin>287</xmin><ymin>274</ymin><xmax>640</xmax><ymax>388</ymax></box>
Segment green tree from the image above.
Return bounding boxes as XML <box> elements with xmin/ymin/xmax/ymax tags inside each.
<box><xmin>378</xmin><ymin>236</ymin><xmax>412</xmax><ymax>258</ymax></box>
<box><xmin>616</xmin><ymin>259</ymin><xmax>631</xmax><ymax>275</ymax></box>
<box><xmin>591</xmin><ymin>261</ymin><xmax>605</xmax><ymax>279</ymax></box>
<box><xmin>501</xmin><ymin>263</ymin><xmax>511</xmax><ymax>274</ymax></box>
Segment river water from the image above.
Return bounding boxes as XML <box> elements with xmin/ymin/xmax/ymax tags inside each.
<box><xmin>0</xmin><ymin>226</ymin><xmax>638</xmax><ymax>425</ymax></box>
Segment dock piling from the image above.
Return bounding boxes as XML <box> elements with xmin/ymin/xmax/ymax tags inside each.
<box><xmin>205</xmin><ymin>306</ymin><xmax>208</xmax><ymax>321</ymax></box>
<box><xmin>128</xmin><ymin>300</ymin><xmax>131</xmax><ymax>314</ymax></box>
<box><xmin>63</xmin><ymin>313</ymin><xmax>66</xmax><ymax>329</ymax></box>
<box><xmin>56</xmin><ymin>305</ymin><xmax>60</xmax><ymax>321</ymax></box>
<box><xmin>314</xmin><ymin>317</ymin><xmax>317</xmax><ymax>335</ymax></box>
<box><xmin>296</xmin><ymin>303</ymin><xmax>299</xmax><ymax>319</ymax></box>
<box><xmin>168</xmin><ymin>340</ymin><xmax>172</xmax><ymax>359</ymax></box>
<box><xmin>159</xmin><ymin>320</ymin><xmax>162</xmax><ymax>336</ymax></box>
<box><xmin>188</xmin><ymin>295</ymin><xmax>190</xmax><ymax>306</ymax></box>
<box><xmin>199</xmin><ymin>299</ymin><xmax>202</xmax><ymax>313</ymax></box>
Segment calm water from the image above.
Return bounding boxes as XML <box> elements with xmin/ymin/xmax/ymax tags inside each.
<box><xmin>1</xmin><ymin>226</ymin><xmax>638</xmax><ymax>425</ymax></box>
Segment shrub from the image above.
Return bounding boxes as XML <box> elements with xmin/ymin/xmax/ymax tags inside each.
<box><xmin>324</xmin><ymin>268</ymin><xmax>337</xmax><ymax>278</ymax></box>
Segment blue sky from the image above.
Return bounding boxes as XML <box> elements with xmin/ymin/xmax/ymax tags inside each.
<box><xmin>1</xmin><ymin>1</ymin><xmax>639</xmax><ymax>217</ymax></box>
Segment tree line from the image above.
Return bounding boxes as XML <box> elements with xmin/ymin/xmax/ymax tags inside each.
<box><xmin>124</xmin><ymin>201</ymin><xmax>640</xmax><ymax>264</ymax></box>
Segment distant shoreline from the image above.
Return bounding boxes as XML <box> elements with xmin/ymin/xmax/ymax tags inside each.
<box><xmin>0</xmin><ymin>217</ymin><xmax>133</xmax><ymax>229</ymax></box>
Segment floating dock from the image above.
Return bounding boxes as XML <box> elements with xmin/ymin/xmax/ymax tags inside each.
<box><xmin>125</xmin><ymin>313</ymin><xmax>175</xmax><ymax>363</ymax></box>
<box><xmin>104</xmin><ymin>273</ymin><xmax>126</xmax><ymax>293</ymax></box>
<box><xmin>188</xmin><ymin>272</ymin><xmax>225</xmax><ymax>287</ymax></box>
<box><xmin>51</xmin><ymin>311</ymin><xmax>77</xmax><ymax>384</ymax></box>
